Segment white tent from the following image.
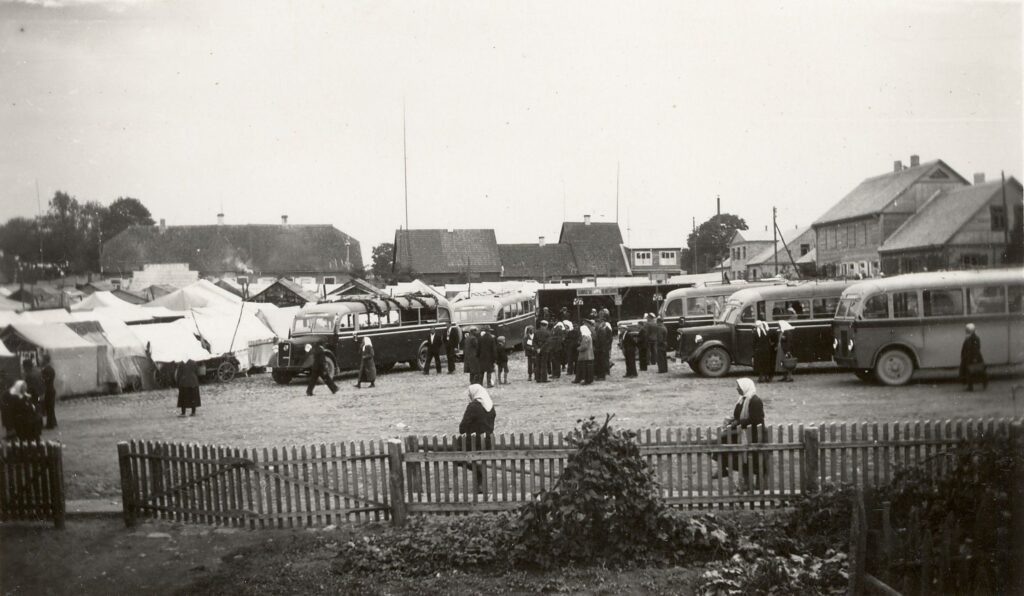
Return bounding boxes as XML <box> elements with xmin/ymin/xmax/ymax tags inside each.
<box><xmin>66</xmin><ymin>316</ymin><xmax>157</xmax><ymax>391</ymax></box>
<box><xmin>187</xmin><ymin>305</ymin><xmax>276</xmax><ymax>369</ymax></box>
<box><xmin>0</xmin><ymin>322</ymin><xmax>103</xmax><ymax>396</ymax></box>
<box><xmin>145</xmin><ymin>279</ymin><xmax>240</xmax><ymax>311</ymax></box>
<box><xmin>254</xmin><ymin>303</ymin><xmax>300</xmax><ymax>339</ymax></box>
<box><xmin>130</xmin><ymin>319</ymin><xmax>211</xmax><ymax>364</ymax></box>
<box><xmin>20</xmin><ymin>309</ymin><xmax>76</xmax><ymax>323</ymax></box>
<box><xmin>70</xmin><ymin>291</ymin><xmax>134</xmax><ymax>311</ymax></box>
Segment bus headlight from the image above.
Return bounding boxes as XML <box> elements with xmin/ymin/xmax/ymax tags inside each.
<box><xmin>272</xmin><ymin>345</ymin><xmax>279</xmax><ymax>353</ymax></box>
<box><xmin>694</xmin><ymin>334</ymin><xmax>703</xmax><ymax>345</ymax></box>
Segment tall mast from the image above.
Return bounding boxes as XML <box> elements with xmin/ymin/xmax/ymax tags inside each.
<box><xmin>403</xmin><ymin>101</ymin><xmax>409</xmax><ymax>232</ymax></box>
<box><xmin>615</xmin><ymin>162</ymin><xmax>620</xmax><ymax>224</ymax></box>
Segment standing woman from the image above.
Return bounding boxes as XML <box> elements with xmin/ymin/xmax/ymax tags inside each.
<box><xmin>574</xmin><ymin>325</ymin><xmax>595</xmax><ymax>385</ymax></box>
<box><xmin>523</xmin><ymin>325</ymin><xmax>536</xmax><ymax>381</ymax></box>
<box><xmin>960</xmin><ymin>323</ymin><xmax>987</xmax><ymax>391</ymax></box>
<box><xmin>713</xmin><ymin>378</ymin><xmax>766</xmax><ymax>489</ymax></box>
<box><xmin>40</xmin><ymin>354</ymin><xmax>58</xmax><ymax>429</ymax></box>
<box><xmin>564</xmin><ymin>320</ymin><xmax>578</xmax><ymax>376</ymax></box>
<box><xmin>355</xmin><ymin>337</ymin><xmax>376</xmax><ymax>389</ymax></box>
<box><xmin>175</xmin><ymin>359</ymin><xmax>201</xmax><ymax>417</ymax></box>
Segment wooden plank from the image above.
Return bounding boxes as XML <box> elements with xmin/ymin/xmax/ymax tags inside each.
<box><xmin>387</xmin><ymin>440</ymin><xmax>407</xmax><ymax>525</ymax></box>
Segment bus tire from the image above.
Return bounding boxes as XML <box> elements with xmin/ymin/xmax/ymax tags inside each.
<box><xmin>415</xmin><ymin>343</ymin><xmax>429</xmax><ymax>370</ymax></box>
<box><xmin>853</xmin><ymin>368</ymin><xmax>877</xmax><ymax>383</ymax></box>
<box><xmin>696</xmin><ymin>347</ymin><xmax>731</xmax><ymax>378</ymax></box>
<box><xmin>271</xmin><ymin>369</ymin><xmax>294</xmax><ymax>385</ymax></box>
<box><xmin>874</xmin><ymin>349</ymin><xmax>914</xmax><ymax>386</ymax></box>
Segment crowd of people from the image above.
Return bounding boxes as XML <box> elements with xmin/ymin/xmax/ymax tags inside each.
<box><xmin>1</xmin><ymin>356</ymin><xmax>58</xmax><ymax>441</ymax></box>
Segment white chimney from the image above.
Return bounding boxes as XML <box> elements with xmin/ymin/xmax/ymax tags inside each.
<box><xmin>539</xmin><ymin>236</ymin><xmax>546</xmax><ymax>247</ymax></box>
<box><xmin>159</xmin><ymin>219</ymin><xmax>166</xmax><ymax>233</ymax></box>
<box><xmin>584</xmin><ymin>214</ymin><xmax>591</xmax><ymax>225</ymax></box>
<box><xmin>217</xmin><ymin>212</ymin><xmax>225</xmax><ymax>225</ymax></box>
<box><xmin>974</xmin><ymin>172</ymin><xmax>985</xmax><ymax>184</ymax></box>
<box><xmin>893</xmin><ymin>160</ymin><xmax>903</xmax><ymax>173</ymax></box>
<box><xmin>910</xmin><ymin>154</ymin><xmax>920</xmax><ymax>167</ymax></box>
<box><xmin>281</xmin><ymin>214</ymin><xmax>289</xmax><ymax>225</ymax></box>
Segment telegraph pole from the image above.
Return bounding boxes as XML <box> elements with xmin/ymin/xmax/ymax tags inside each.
<box><xmin>403</xmin><ymin>102</ymin><xmax>409</xmax><ymax>232</ymax></box>
<box><xmin>692</xmin><ymin>216</ymin><xmax>698</xmax><ymax>274</ymax></box>
<box><xmin>772</xmin><ymin>206</ymin><xmax>779</xmax><ymax>276</ymax></box>
<box><xmin>615</xmin><ymin>162</ymin><xmax>620</xmax><ymax>224</ymax></box>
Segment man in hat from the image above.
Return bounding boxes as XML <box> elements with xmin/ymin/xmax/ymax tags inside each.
<box><xmin>445</xmin><ymin>322</ymin><xmax>461</xmax><ymax>374</ymax></box>
<box><xmin>424</xmin><ymin>325</ymin><xmax>445</xmax><ymax>375</ymax></box>
<box><xmin>655</xmin><ymin>316</ymin><xmax>669</xmax><ymax>373</ymax></box>
<box><xmin>533</xmin><ymin>321</ymin><xmax>551</xmax><ymax>383</ymax></box>
<box><xmin>644</xmin><ymin>313</ymin><xmax>659</xmax><ymax>373</ymax></box>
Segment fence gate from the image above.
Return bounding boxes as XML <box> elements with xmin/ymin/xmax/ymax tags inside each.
<box><xmin>0</xmin><ymin>440</ymin><xmax>65</xmax><ymax>529</ymax></box>
<box><xmin>117</xmin><ymin>440</ymin><xmax>390</xmax><ymax>528</ymax></box>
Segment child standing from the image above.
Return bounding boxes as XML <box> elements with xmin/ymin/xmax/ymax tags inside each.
<box><xmin>496</xmin><ymin>336</ymin><xmax>510</xmax><ymax>385</ymax></box>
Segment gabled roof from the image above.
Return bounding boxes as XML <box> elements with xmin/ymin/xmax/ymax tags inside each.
<box><xmin>102</xmin><ymin>224</ymin><xmax>363</xmax><ymax>274</ymax></box>
<box><xmin>730</xmin><ymin>228</ymin><xmax>777</xmax><ymax>244</ymax></box>
<box><xmin>498</xmin><ymin>244</ymin><xmax>579</xmax><ymax>279</ymax></box>
<box><xmin>879</xmin><ymin>178</ymin><xmax>1022</xmax><ymax>253</ymax></box>
<box><xmin>814</xmin><ymin>160</ymin><xmax>968</xmax><ymax>226</ymax></box>
<box><xmin>557</xmin><ymin>221</ymin><xmax>630</xmax><ymax>276</ymax></box>
<box><xmin>746</xmin><ymin>227</ymin><xmax>814</xmax><ymax>266</ymax></box>
<box><xmin>796</xmin><ymin>248</ymin><xmax>817</xmax><ymax>264</ymax></box>
<box><xmin>393</xmin><ymin>229</ymin><xmax>502</xmax><ymax>275</ymax></box>
<box><xmin>250</xmin><ymin>278</ymin><xmax>320</xmax><ymax>303</ymax></box>
<box><xmin>328</xmin><ymin>278</ymin><xmax>385</xmax><ymax>297</ymax></box>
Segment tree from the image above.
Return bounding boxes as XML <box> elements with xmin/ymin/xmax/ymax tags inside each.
<box><xmin>370</xmin><ymin>242</ymin><xmax>395</xmax><ymax>280</ymax></box>
<box><xmin>0</xmin><ymin>217</ymin><xmax>42</xmax><ymax>281</ymax></box>
<box><xmin>102</xmin><ymin>196</ymin><xmax>154</xmax><ymax>241</ymax></box>
<box><xmin>686</xmin><ymin>213</ymin><xmax>748</xmax><ymax>274</ymax></box>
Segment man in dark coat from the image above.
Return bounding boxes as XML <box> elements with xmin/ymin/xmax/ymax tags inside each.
<box><xmin>306</xmin><ymin>344</ymin><xmax>338</xmax><ymax>395</ymax></box>
<box><xmin>752</xmin><ymin>322</ymin><xmax>774</xmax><ymax>383</ymax></box>
<box><xmin>637</xmin><ymin>323</ymin><xmax>649</xmax><ymax>371</ymax></box>
<box><xmin>595</xmin><ymin>317</ymin><xmax>613</xmax><ymax>380</ymax></box>
<box><xmin>424</xmin><ymin>327</ymin><xmax>445</xmax><ymax>375</ymax></box>
<box><xmin>655</xmin><ymin>317</ymin><xmax>669</xmax><ymax>373</ymax></box>
<box><xmin>547</xmin><ymin>325</ymin><xmax>564</xmax><ymax>379</ymax></box>
<box><xmin>477</xmin><ymin>330</ymin><xmax>497</xmax><ymax>388</ymax></box>
<box><xmin>622</xmin><ymin>330</ymin><xmax>638</xmax><ymax>377</ymax></box>
<box><xmin>23</xmin><ymin>359</ymin><xmax>45</xmax><ymax>403</ymax></box>
<box><xmin>464</xmin><ymin>329</ymin><xmax>481</xmax><ymax>384</ymax></box>
<box><xmin>40</xmin><ymin>354</ymin><xmax>57</xmax><ymax>429</ymax></box>
<box><xmin>644</xmin><ymin>314</ymin><xmax>659</xmax><ymax>374</ymax></box>
<box><xmin>445</xmin><ymin>323</ymin><xmax>461</xmax><ymax>374</ymax></box>
<box><xmin>533</xmin><ymin>321</ymin><xmax>551</xmax><ymax>382</ymax></box>
<box><xmin>959</xmin><ymin>323</ymin><xmax>987</xmax><ymax>391</ymax></box>
<box><xmin>564</xmin><ymin>322</ymin><xmax>579</xmax><ymax>376</ymax></box>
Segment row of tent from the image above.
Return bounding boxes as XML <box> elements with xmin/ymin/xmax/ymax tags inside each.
<box><xmin>0</xmin><ymin>280</ymin><xmax>301</xmax><ymax>398</ymax></box>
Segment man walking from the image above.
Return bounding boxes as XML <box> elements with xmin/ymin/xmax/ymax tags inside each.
<box><xmin>959</xmin><ymin>323</ymin><xmax>987</xmax><ymax>391</ymax></box>
<box><xmin>478</xmin><ymin>329</ymin><xmax>497</xmax><ymax>388</ymax></box>
<box><xmin>424</xmin><ymin>326</ymin><xmax>444</xmax><ymax>375</ymax></box>
<box><xmin>306</xmin><ymin>344</ymin><xmax>338</xmax><ymax>395</ymax></box>
<box><xmin>40</xmin><ymin>354</ymin><xmax>57</xmax><ymax>429</ymax></box>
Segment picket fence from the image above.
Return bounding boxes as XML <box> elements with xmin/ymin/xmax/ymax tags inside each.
<box><xmin>117</xmin><ymin>417</ymin><xmax>1022</xmax><ymax>528</ymax></box>
<box><xmin>0</xmin><ymin>440</ymin><xmax>65</xmax><ymax>528</ymax></box>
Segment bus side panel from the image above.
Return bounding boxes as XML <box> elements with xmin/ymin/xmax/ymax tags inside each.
<box><xmin>921</xmin><ymin>316</ymin><xmax>968</xmax><ymax>368</ymax></box>
<box><xmin>733</xmin><ymin>324</ymin><xmax>755</xmax><ymax>365</ymax></box>
<box><xmin>1011</xmin><ymin>315</ymin><xmax>1024</xmax><ymax>365</ymax></box>
<box><xmin>973</xmin><ymin>315</ymin><xmax>1010</xmax><ymax>365</ymax></box>
<box><xmin>788</xmin><ymin>320</ymin><xmax>833</xmax><ymax>362</ymax></box>
<box><xmin>334</xmin><ymin>334</ymin><xmax>360</xmax><ymax>370</ymax></box>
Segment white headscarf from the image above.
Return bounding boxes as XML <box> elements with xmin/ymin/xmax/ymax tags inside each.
<box><xmin>736</xmin><ymin>378</ymin><xmax>757</xmax><ymax>422</ymax></box>
<box><xmin>579</xmin><ymin>325</ymin><xmax>592</xmax><ymax>338</ymax></box>
<box><xmin>554</xmin><ymin>322</ymin><xmax>565</xmax><ymax>331</ymax></box>
<box><xmin>755</xmin><ymin>320</ymin><xmax>770</xmax><ymax>337</ymax></box>
<box><xmin>8</xmin><ymin>380</ymin><xmax>27</xmax><ymax>397</ymax></box>
<box><xmin>362</xmin><ymin>337</ymin><xmax>373</xmax><ymax>348</ymax></box>
<box><xmin>563</xmin><ymin>320</ymin><xmax>573</xmax><ymax>331</ymax></box>
<box><xmin>467</xmin><ymin>384</ymin><xmax>493</xmax><ymax>412</ymax></box>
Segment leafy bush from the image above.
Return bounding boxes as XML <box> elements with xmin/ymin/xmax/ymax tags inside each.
<box><xmin>697</xmin><ymin>549</ymin><xmax>848</xmax><ymax>596</ymax></box>
<box><xmin>512</xmin><ymin>415</ymin><xmax>732</xmax><ymax>568</ymax></box>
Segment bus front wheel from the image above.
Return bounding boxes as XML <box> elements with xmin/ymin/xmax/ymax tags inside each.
<box><xmin>696</xmin><ymin>347</ymin><xmax>731</xmax><ymax>377</ymax></box>
<box><xmin>874</xmin><ymin>349</ymin><xmax>914</xmax><ymax>386</ymax></box>
<box><xmin>271</xmin><ymin>369</ymin><xmax>294</xmax><ymax>385</ymax></box>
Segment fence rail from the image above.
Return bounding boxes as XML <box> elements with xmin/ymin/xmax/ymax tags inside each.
<box><xmin>116</xmin><ymin>417</ymin><xmax>1022</xmax><ymax>528</ymax></box>
<box><xmin>0</xmin><ymin>440</ymin><xmax>65</xmax><ymax>528</ymax></box>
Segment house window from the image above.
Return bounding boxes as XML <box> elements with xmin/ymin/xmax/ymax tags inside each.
<box><xmin>323</xmin><ymin>276</ymin><xmax>337</xmax><ymax>285</ymax></box>
<box><xmin>799</xmin><ymin>244</ymin><xmax>810</xmax><ymax>256</ymax></box>
<box><xmin>961</xmin><ymin>254</ymin><xmax>987</xmax><ymax>268</ymax></box>
<box><xmin>236</xmin><ymin>276</ymin><xmax>249</xmax><ymax>285</ymax></box>
<box><xmin>860</xmin><ymin>222</ymin><xmax>868</xmax><ymax>246</ymax></box>
<box><xmin>659</xmin><ymin>250</ymin><xmax>676</xmax><ymax>263</ymax></box>
<box><xmin>741</xmin><ymin>247</ymin><xmax>747</xmax><ymax>259</ymax></box>
<box><xmin>990</xmin><ymin>206</ymin><xmax>1006</xmax><ymax>231</ymax></box>
<box><xmin>633</xmin><ymin>251</ymin><xmax>652</xmax><ymax>266</ymax></box>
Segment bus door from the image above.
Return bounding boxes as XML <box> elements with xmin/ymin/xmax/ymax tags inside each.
<box><xmin>966</xmin><ymin>285</ymin><xmax>1011</xmax><ymax>365</ymax></box>
<box><xmin>339</xmin><ymin>313</ymin><xmax>362</xmax><ymax>369</ymax></box>
<box><xmin>772</xmin><ymin>297</ymin><xmax>824</xmax><ymax>362</ymax></box>
<box><xmin>662</xmin><ymin>298</ymin><xmax>684</xmax><ymax>346</ymax></box>
<box><xmin>733</xmin><ymin>301</ymin><xmax>764</xmax><ymax>365</ymax></box>
<box><xmin>919</xmin><ymin>288</ymin><xmax>966</xmax><ymax>368</ymax></box>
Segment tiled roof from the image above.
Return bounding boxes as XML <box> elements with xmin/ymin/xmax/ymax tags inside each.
<box><xmin>814</xmin><ymin>160</ymin><xmax>967</xmax><ymax>225</ymax></box>
<box><xmin>879</xmin><ymin>179</ymin><xmax>1021</xmax><ymax>252</ymax></box>
<box><xmin>557</xmin><ymin>222</ymin><xmax>630</xmax><ymax>276</ymax></box>
<box><xmin>498</xmin><ymin>244</ymin><xmax>579</xmax><ymax>278</ymax></box>
<box><xmin>393</xmin><ymin>229</ymin><xmax>502</xmax><ymax>275</ymax></box>
<box><xmin>102</xmin><ymin>224</ymin><xmax>362</xmax><ymax>275</ymax></box>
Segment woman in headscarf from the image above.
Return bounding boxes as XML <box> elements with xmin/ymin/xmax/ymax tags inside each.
<box><xmin>459</xmin><ymin>384</ymin><xmax>496</xmax><ymax>494</ymax></box>
<box><xmin>573</xmin><ymin>325</ymin><xmax>595</xmax><ymax>385</ymax></box>
<box><xmin>713</xmin><ymin>378</ymin><xmax>766</xmax><ymax>489</ymax></box>
<box><xmin>175</xmin><ymin>359</ymin><xmax>201</xmax><ymax>417</ymax></box>
<box><xmin>355</xmin><ymin>337</ymin><xmax>376</xmax><ymax>388</ymax></box>
<box><xmin>548</xmin><ymin>322</ymin><xmax>565</xmax><ymax>379</ymax></box>
<box><xmin>7</xmin><ymin>380</ymin><xmax>42</xmax><ymax>441</ymax></box>
<box><xmin>752</xmin><ymin>321</ymin><xmax>774</xmax><ymax>383</ymax></box>
<box><xmin>563</xmin><ymin>320</ymin><xmax>577</xmax><ymax>376</ymax></box>
<box><xmin>523</xmin><ymin>325</ymin><xmax>536</xmax><ymax>381</ymax></box>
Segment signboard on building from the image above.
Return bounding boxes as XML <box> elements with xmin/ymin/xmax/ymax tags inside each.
<box><xmin>576</xmin><ymin>287</ymin><xmax>619</xmax><ymax>297</ymax></box>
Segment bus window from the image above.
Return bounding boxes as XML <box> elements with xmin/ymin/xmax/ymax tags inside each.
<box><xmin>815</xmin><ymin>297</ymin><xmax>841</xmax><ymax>318</ymax></box>
<box><xmin>1010</xmin><ymin>286</ymin><xmax>1024</xmax><ymax>313</ymax></box>
<box><xmin>400</xmin><ymin>308</ymin><xmax>420</xmax><ymax>325</ymax></box>
<box><xmin>665</xmin><ymin>299</ymin><xmax>684</xmax><ymax>317</ymax></box>
<box><xmin>923</xmin><ymin>289</ymin><xmax>964</xmax><ymax>317</ymax></box>
<box><xmin>740</xmin><ymin>305</ymin><xmax>755</xmax><ymax>323</ymax></box>
<box><xmin>438</xmin><ymin>308</ymin><xmax>451</xmax><ymax>322</ymax></box>
<box><xmin>861</xmin><ymin>294</ymin><xmax>889</xmax><ymax>319</ymax></box>
<box><xmin>968</xmin><ymin>286</ymin><xmax>1006</xmax><ymax>315</ymax></box>
<box><xmin>893</xmin><ymin>291</ymin><xmax>920</xmax><ymax>318</ymax></box>
<box><xmin>338</xmin><ymin>314</ymin><xmax>355</xmax><ymax>330</ymax></box>
<box><xmin>420</xmin><ymin>307</ymin><xmax>439</xmax><ymax>322</ymax></box>
<box><xmin>383</xmin><ymin>309</ymin><xmax>402</xmax><ymax>327</ymax></box>
<box><xmin>756</xmin><ymin>301</ymin><xmax>766</xmax><ymax>321</ymax></box>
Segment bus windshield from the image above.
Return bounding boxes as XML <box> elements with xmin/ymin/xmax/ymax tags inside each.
<box><xmin>718</xmin><ymin>300</ymin><xmax>743</xmax><ymax>323</ymax></box>
<box><xmin>835</xmin><ymin>296</ymin><xmax>859</xmax><ymax>319</ymax></box>
<box><xmin>292</xmin><ymin>314</ymin><xmax>336</xmax><ymax>334</ymax></box>
<box><xmin>455</xmin><ymin>306</ymin><xmax>496</xmax><ymax>324</ymax></box>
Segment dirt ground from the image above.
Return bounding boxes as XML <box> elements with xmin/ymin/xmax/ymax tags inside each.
<box><xmin>40</xmin><ymin>351</ymin><xmax>1024</xmax><ymax>500</ymax></box>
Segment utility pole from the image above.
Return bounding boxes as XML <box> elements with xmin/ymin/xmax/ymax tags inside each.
<box><xmin>772</xmin><ymin>206</ymin><xmax>779</xmax><ymax>276</ymax></box>
<box><xmin>692</xmin><ymin>216</ymin><xmax>698</xmax><ymax>274</ymax></box>
<box><xmin>615</xmin><ymin>162</ymin><xmax>620</xmax><ymax>224</ymax></box>
<box><xmin>716</xmin><ymin>195</ymin><xmax>721</xmax><ymax>217</ymax></box>
<box><xmin>1001</xmin><ymin>171</ymin><xmax>1011</xmax><ymax>247</ymax></box>
<box><xmin>403</xmin><ymin>101</ymin><xmax>409</xmax><ymax>233</ymax></box>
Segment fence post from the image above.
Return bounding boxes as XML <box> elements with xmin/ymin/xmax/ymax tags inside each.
<box><xmin>801</xmin><ymin>426</ymin><xmax>820</xmax><ymax>494</ymax></box>
<box><xmin>404</xmin><ymin>436</ymin><xmax>422</xmax><ymax>493</ymax></box>
<box><xmin>847</xmin><ymin>488</ymin><xmax>867</xmax><ymax>596</ymax></box>
<box><xmin>387</xmin><ymin>439</ymin><xmax>407</xmax><ymax>526</ymax></box>
<box><xmin>1010</xmin><ymin>421</ymin><xmax>1024</xmax><ymax>595</ymax></box>
<box><xmin>49</xmin><ymin>443</ymin><xmax>65</xmax><ymax>530</ymax></box>
<box><xmin>117</xmin><ymin>442</ymin><xmax>137</xmax><ymax>528</ymax></box>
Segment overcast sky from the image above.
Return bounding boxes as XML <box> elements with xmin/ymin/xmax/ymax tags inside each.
<box><xmin>1</xmin><ymin>0</ymin><xmax>1020</xmax><ymax>261</ymax></box>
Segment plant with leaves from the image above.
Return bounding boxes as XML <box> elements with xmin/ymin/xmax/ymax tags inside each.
<box><xmin>513</xmin><ymin>415</ymin><xmax>732</xmax><ymax>568</ymax></box>
<box><xmin>686</xmin><ymin>213</ymin><xmax>748</xmax><ymax>273</ymax></box>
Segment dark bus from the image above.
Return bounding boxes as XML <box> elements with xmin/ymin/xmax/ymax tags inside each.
<box><xmin>269</xmin><ymin>293</ymin><xmax>452</xmax><ymax>384</ymax></box>
<box><xmin>676</xmin><ymin>280</ymin><xmax>854</xmax><ymax>377</ymax></box>
<box><xmin>452</xmin><ymin>291</ymin><xmax>535</xmax><ymax>349</ymax></box>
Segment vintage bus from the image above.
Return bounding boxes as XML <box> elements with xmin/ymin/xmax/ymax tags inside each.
<box><xmin>676</xmin><ymin>280</ymin><xmax>854</xmax><ymax>377</ymax></box>
<box><xmin>832</xmin><ymin>268</ymin><xmax>1024</xmax><ymax>386</ymax></box>
<box><xmin>616</xmin><ymin>280</ymin><xmax>785</xmax><ymax>348</ymax></box>
<box><xmin>452</xmin><ymin>292</ymin><xmax>535</xmax><ymax>349</ymax></box>
<box><xmin>269</xmin><ymin>293</ymin><xmax>452</xmax><ymax>384</ymax></box>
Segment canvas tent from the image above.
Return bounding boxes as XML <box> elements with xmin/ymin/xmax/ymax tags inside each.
<box><xmin>66</xmin><ymin>316</ymin><xmax>157</xmax><ymax>391</ymax></box>
<box><xmin>186</xmin><ymin>305</ymin><xmax>276</xmax><ymax>369</ymax></box>
<box><xmin>0</xmin><ymin>322</ymin><xmax>103</xmax><ymax>396</ymax></box>
<box><xmin>253</xmin><ymin>303</ymin><xmax>300</xmax><ymax>339</ymax></box>
<box><xmin>71</xmin><ymin>291</ymin><xmax>183</xmax><ymax>325</ymax></box>
<box><xmin>129</xmin><ymin>319</ymin><xmax>211</xmax><ymax>364</ymax></box>
<box><xmin>20</xmin><ymin>309</ymin><xmax>76</xmax><ymax>324</ymax></box>
<box><xmin>145</xmin><ymin>279</ymin><xmax>240</xmax><ymax>311</ymax></box>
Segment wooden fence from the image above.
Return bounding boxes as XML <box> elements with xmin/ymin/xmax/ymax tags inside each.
<box><xmin>0</xmin><ymin>441</ymin><xmax>65</xmax><ymax>529</ymax></box>
<box><xmin>117</xmin><ymin>439</ymin><xmax>392</xmax><ymax>528</ymax></box>
<box><xmin>117</xmin><ymin>417</ymin><xmax>1022</xmax><ymax>528</ymax></box>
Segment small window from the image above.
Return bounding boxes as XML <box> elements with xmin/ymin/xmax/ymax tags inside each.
<box><xmin>861</xmin><ymin>294</ymin><xmax>890</xmax><ymax>319</ymax></box>
<box><xmin>1009</xmin><ymin>286</ymin><xmax>1024</xmax><ymax>313</ymax></box>
<box><xmin>990</xmin><ymin>206</ymin><xmax>1006</xmax><ymax>231</ymax></box>
<box><xmin>400</xmin><ymin>308</ymin><xmax>420</xmax><ymax>325</ymax></box>
<box><xmin>961</xmin><ymin>254</ymin><xmax>988</xmax><ymax>268</ymax></box>
<box><xmin>923</xmin><ymin>289</ymin><xmax>964</xmax><ymax>317</ymax></box>
<box><xmin>634</xmin><ymin>251</ymin><xmax>652</xmax><ymax>266</ymax></box>
<box><xmin>496</xmin><ymin>307</ymin><xmax>505</xmax><ymax>321</ymax></box>
<box><xmin>742</xmin><ymin>247</ymin><xmax>747</xmax><ymax>259</ymax></box>
<box><xmin>740</xmin><ymin>306</ymin><xmax>755</xmax><ymax>323</ymax></box>
<box><xmin>338</xmin><ymin>314</ymin><xmax>355</xmax><ymax>330</ymax></box>
<box><xmin>968</xmin><ymin>286</ymin><xmax>1006</xmax><ymax>315</ymax></box>
<box><xmin>659</xmin><ymin>250</ymin><xmax>676</xmax><ymax>262</ymax></box>
<box><xmin>813</xmin><ymin>297</ymin><xmax>840</xmax><ymax>318</ymax></box>
<box><xmin>799</xmin><ymin>244</ymin><xmax>810</xmax><ymax>256</ymax></box>
<box><xmin>661</xmin><ymin>299</ymin><xmax>681</xmax><ymax>317</ymax></box>
<box><xmin>438</xmin><ymin>308</ymin><xmax>451</xmax><ymax>322</ymax></box>
<box><xmin>323</xmin><ymin>276</ymin><xmax>336</xmax><ymax>285</ymax></box>
<box><xmin>893</xmin><ymin>291</ymin><xmax>920</xmax><ymax>318</ymax></box>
